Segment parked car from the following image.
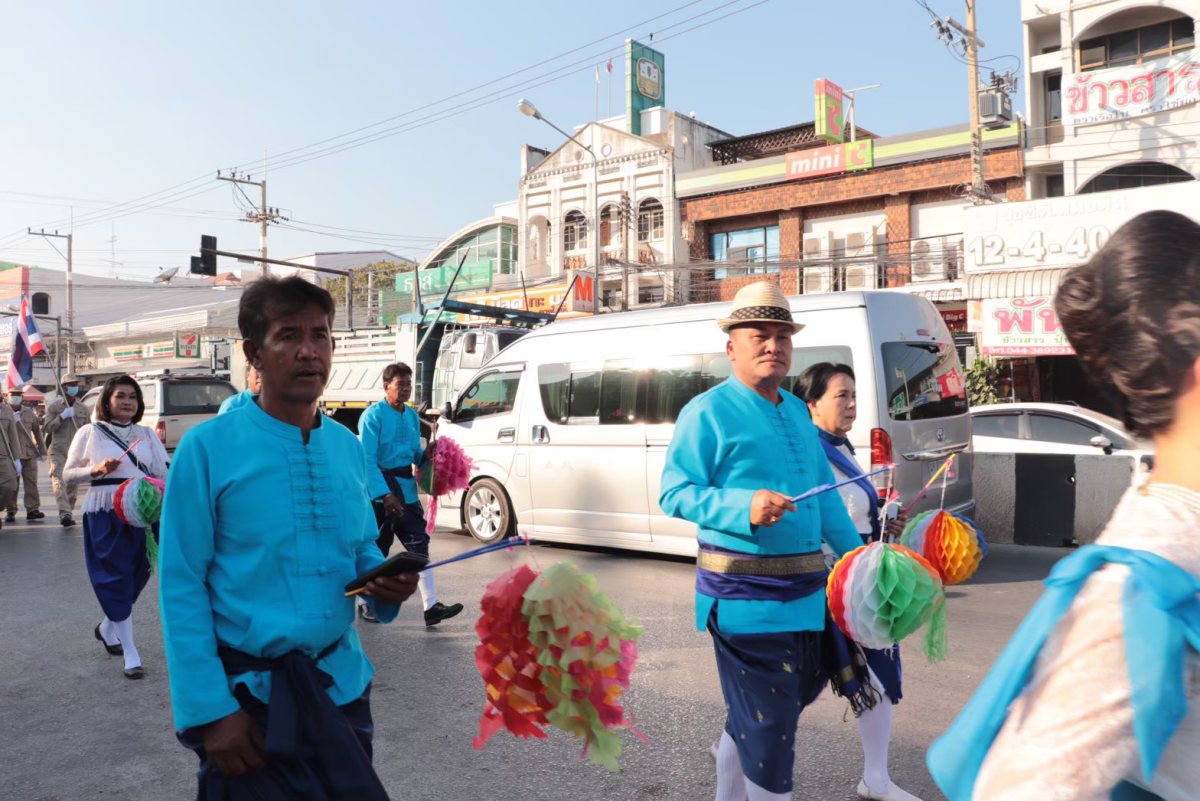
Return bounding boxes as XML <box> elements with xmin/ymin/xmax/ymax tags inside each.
<box><xmin>73</xmin><ymin>372</ymin><xmax>236</xmax><ymax>453</ymax></box>
<box><xmin>971</xmin><ymin>402</ymin><xmax>1154</xmax><ymax>475</ymax></box>
<box><xmin>436</xmin><ymin>291</ymin><xmax>973</xmax><ymax>556</ymax></box>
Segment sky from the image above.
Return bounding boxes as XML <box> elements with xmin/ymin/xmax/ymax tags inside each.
<box><xmin>0</xmin><ymin>0</ymin><xmax>1024</xmax><ymax>286</ymax></box>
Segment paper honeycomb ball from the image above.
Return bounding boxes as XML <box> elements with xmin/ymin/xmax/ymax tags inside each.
<box><xmin>899</xmin><ymin>510</ymin><xmax>987</xmax><ymax>585</ymax></box>
<box><xmin>113</xmin><ymin>477</ymin><xmax>165</xmax><ymax>529</ymax></box>
<box><xmin>828</xmin><ymin>542</ymin><xmax>947</xmax><ymax>660</ymax></box>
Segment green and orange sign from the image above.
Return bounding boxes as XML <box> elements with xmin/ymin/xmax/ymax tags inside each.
<box><xmin>814</xmin><ymin>78</ymin><xmax>845</xmax><ymax>144</ymax></box>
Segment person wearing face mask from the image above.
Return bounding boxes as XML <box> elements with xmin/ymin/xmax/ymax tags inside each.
<box><xmin>63</xmin><ymin>375</ymin><xmax>170</xmax><ymax>679</ymax></box>
<box><xmin>43</xmin><ymin>375</ymin><xmax>84</xmax><ymax>527</ymax></box>
<box><xmin>797</xmin><ymin>363</ymin><xmax>917</xmax><ymax>801</ymax></box>
<box><xmin>5</xmin><ymin>386</ymin><xmax>46</xmax><ymax>522</ymax></box>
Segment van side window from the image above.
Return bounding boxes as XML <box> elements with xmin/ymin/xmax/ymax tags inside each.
<box><xmin>599</xmin><ymin>361</ymin><xmax>644</xmax><ymax>424</ymax></box>
<box><xmin>455</xmin><ymin>371</ymin><xmax>520</xmax><ymax>422</ymax></box>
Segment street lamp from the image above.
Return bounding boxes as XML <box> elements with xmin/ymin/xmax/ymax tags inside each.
<box><xmin>517</xmin><ymin>98</ymin><xmax>600</xmax><ymax>313</ymax></box>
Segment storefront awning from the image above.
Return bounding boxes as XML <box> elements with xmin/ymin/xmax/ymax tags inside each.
<box><xmin>966</xmin><ymin>267</ymin><xmax>1072</xmax><ymax>301</ymax></box>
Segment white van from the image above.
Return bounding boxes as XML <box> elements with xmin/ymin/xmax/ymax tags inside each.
<box><xmin>437</xmin><ymin>291</ymin><xmax>974</xmax><ymax>556</ymax></box>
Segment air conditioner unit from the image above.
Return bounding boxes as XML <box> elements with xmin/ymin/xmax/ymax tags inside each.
<box><xmin>910</xmin><ymin>239</ymin><xmax>942</xmax><ymax>283</ymax></box>
<box><xmin>803</xmin><ymin>265</ymin><xmax>832</xmax><ymax>295</ymax></box>
<box><xmin>844</xmin><ymin>264</ymin><xmax>875</xmax><ymax>291</ymax></box>
<box><xmin>845</xmin><ymin>231</ymin><xmax>873</xmax><ymax>257</ymax></box>
<box><xmin>803</xmin><ymin>232</ymin><xmax>833</xmax><ymax>259</ymax></box>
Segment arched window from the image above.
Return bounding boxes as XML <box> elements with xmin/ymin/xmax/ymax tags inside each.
<box><xmin>564</xmin><ymin>210</ymin><xmax>587</xmax><ymax>252</ymax></box>
<box><xmin>1079</xmin><ymin>162</ymin><xmax>1193</xmax><ymax>194</ymax></box>
<box><xmin>599</xmin><ymin>204</ymin><xmax>621</xmax><ymax>248</ymax></box>
<box><xmin>637</xmin><ymin>198</ymin><xmax>664</xmax><ymax>243</ymax></box>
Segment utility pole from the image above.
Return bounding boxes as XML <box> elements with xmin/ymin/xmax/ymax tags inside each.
<box><xmin>934</xmin><ymin>4</ymin><xmax>990</xmax><ymax>201</ymax></box>
<box><xmin>216</xmin><ymin>171</ymin><xmax>287</xmax><ymax>273</ymax></box>
<box><xmin>27</xmin><ymin>228</ymin><xmax>74</xmax><ymax>374</ymax></box>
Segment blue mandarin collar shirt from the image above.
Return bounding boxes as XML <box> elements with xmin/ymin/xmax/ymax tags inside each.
<box><xmin>159</xmin><ymin>399</ymin><xmax>399</xmax><ymax>730</ymax></box>
<box><xmin>358</xmin><ymin>401</ymin><xmax>424</xmax><ymax>504</ymax></box>
<box><xmin>659</xmin><ymin>376</ymin><xmax>863</xmax><ymax>634</ymax></box>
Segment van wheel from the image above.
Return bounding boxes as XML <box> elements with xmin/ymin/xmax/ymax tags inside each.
<box><xmin>463</xmin><ymin>479</ymin><xmax>513</xmax><ymax>544</ymax></box>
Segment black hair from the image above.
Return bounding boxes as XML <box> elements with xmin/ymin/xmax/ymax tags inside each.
<box><xmin>795</xmin><ymin>362</ymin><xmax>856</xmax><ymax>404</ymax></box>
<box><xmin>238</xmin><ymin>274</ymin><xmax>336</xmax><ymax>347</ymax></box>
<box><xmin>1056</xmin><ymin>210</ymin><xmax>1200</xmax><ymax>439</ymax></box>
<box><xmin>382</xmin><ymin>363</ymin><xmax>413</xmax><ymax>386</ymax></box>
<box><xmin>97</xmin><ymin>375</ymin><xmax>145</xmax><ymax>424</ymax></box>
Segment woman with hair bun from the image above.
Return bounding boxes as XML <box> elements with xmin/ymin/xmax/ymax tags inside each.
<box><xmin>928</xmin><ymin>210</ymin><xmax>1200</xmax><ymax>801</ymax></box>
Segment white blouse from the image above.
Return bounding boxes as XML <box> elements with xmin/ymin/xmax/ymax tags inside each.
<box><xmin>973</xmin><ymin>487</ymin><xmax>1200</xmax><ymax>801</ymax></box>
<box><xmin>829</xmin><ymin>442</ymin><xmax>874</xmax><ymax>538</ymax></box>
<box><xmin>63</xmin><ymin>422</ymin><xmax>170</xmax><ymax>514</ymax></box>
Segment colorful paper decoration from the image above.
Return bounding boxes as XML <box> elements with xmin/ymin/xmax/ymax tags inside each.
<box><xmin>899</xmin><ymin>510</ymin><xmax>988</xmax><ymax>585</ymax></box>
<box><xmin>828</xmin><ymin>542</ymin><xmax>948</xmax><ymax>662</ymax></box>
<box><xmin>425</xmin><ymin>436</ymin><xmax>475</xmax><ymax>535</ymax></box>
<box><xmin>112</xmin><ymin>477</ymin><xmax>165</xmax><ymax>573</ymax></box>
<box><xmin>473</xmin><ymin>560</ymin><xmax>643</xmax><ymax>770</ymax></box>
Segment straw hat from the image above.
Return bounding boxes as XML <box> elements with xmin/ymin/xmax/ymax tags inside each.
<box><xmin>717</xmin><ymin>281</ymin><xmax>803</xmax><ymax>334</ymax></box>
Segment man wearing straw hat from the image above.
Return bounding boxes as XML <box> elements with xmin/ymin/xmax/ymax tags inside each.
<box><xmin>5</xmin><ymin>385</ymin><xmax>46</xmax><ymax>521</ymax></box>
<box><xmin>660</xmin><ymin>281</ymin><xmax>869</xmax><ymax>801</ymax></box>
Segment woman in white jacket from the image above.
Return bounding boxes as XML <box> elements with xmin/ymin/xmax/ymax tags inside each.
<box><xmin>64</xmin><ymin>375</ymin><xmax>169</xmax><ymax>680</ymax></box>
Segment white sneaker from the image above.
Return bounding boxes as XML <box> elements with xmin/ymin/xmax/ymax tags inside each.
<box><xmin>857</xmin><ymin>779</ymin><xmax>924</xmax><ymax>801</ymax></box>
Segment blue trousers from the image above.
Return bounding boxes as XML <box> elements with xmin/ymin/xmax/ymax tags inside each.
<box><xmin>372</xmin><ymin>499</ymin><xmax>429</xmax><ymax>559</ymax></box>
<box><xmin>83</xmin><ymin>509</ymin><xmax>150</xmax><ymax>622</ymax></box>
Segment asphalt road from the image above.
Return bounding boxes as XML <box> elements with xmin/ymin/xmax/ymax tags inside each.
<box><xmin>0</xmin><ymin>472</ymin><xmax>1069</xmax><ymax>801</ymax></box>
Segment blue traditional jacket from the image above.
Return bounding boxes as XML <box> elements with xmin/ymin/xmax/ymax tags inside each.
<box><xmin>659</xmin><ymin>376</ymin><xmax>863</xmax><ymax>634</ymax></box>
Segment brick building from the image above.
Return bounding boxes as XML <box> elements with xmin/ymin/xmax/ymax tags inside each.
<box><xmin>676</xmin><ymin>121</ymin><xmax>1025</xmax><ymax>320</ymax></box>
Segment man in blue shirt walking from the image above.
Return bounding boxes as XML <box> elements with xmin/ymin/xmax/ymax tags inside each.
<box><xmin>160</xmin><ymin>275</ymin><xmax>418</xmax><ymax>799</ymax></box>
<box><xmin>358</xmin><ymin>362</ymin><xmax>463</xmax><ymax>627</ymax></box>
<box><xmin>217</xmin><ymin>363</ymin><xmax>261</xmax><ymax>415</ymax></box>
<box><xmin>660</xmin><ymin>281</ymin><xmax>866</xmax><ymax>801</ymax></box>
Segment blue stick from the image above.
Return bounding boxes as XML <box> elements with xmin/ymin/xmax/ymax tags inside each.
<box><xmin>788</xmin><ymin>465</ymin><xmax>895</xmax><ymax>504</ymax></box>
<box><xmin>424</xmin><ymin>537</ymin><xmax>536</xmax><ymax>571</ymax></box>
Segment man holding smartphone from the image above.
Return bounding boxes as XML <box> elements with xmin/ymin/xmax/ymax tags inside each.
<box><xmin>358</xmin><ymin>362</ymin><xmax>463</xmax><ymax>627</ymax></box>
<box><xmin>160</xmin><ymin>276</ymin><xmax>418</xmax><ymax>799</ymax></box>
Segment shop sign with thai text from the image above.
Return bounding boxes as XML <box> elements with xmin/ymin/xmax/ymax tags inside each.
<box><xmin>1067</xmin><ymin>52</ymin><xmax>1200</xmax><ymax>127</ymax></box>
<box><xmin>981</xmin><ymin>297</ymin><xmax>1075</xmax><ymax>357</ymax></box>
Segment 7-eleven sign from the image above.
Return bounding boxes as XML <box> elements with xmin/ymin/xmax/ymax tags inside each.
<box><xmin>176</xmin><ymin>332</ymin><xmax>200</xmax><ymax>358</ymax></box>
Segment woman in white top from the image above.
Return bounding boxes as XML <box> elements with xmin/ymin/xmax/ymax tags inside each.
<box><xmin>798</xmin><ymin>362</ymin><xmax>918</xmax><ymax>801</ymax></box>
<box><xmin>64</xmin><ymin>375</ymin><xmax>169</xmax><ymax>680</ymax></box>
<box><xmin>928</xmin><ymin>210</ymin><xmax>1200</xmax><ymax>800</ymax></box>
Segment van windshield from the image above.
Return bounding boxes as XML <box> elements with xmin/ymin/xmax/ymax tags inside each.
<box><xmin>881</xmin><ymin>342</ymin><xmax>967</xmax><ymax>421</ymax></box>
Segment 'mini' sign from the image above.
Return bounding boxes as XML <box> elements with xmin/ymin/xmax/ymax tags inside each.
<box><xmin>785</xmin><ymin>140</ymin><xmax>874</xmax><ymax>181</ymax></box>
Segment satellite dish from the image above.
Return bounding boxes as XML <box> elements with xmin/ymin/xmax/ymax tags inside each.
<box><xmin>153</xmin><ymin>266</ymin><xmax>180</xmax><ymax>284</ymax></box>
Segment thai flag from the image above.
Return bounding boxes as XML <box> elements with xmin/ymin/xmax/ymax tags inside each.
<box><xmin>6</xmin><ymin>296</ymin><xmax>45</xmax><ymax>390</ymax></box>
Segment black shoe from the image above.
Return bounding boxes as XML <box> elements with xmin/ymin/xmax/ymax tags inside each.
<box><xmin>358</xmin><ymin>603</ymin><xmax>378</xmax><ymax>623</ymax></box>
<box><xmin>27</xmin><ymin>510</ymin><xmax>44</xmax><ymax>521</ymax></box>
<box><xmin>424</xmin><ymin>602</ymin><xmax>464</xmax><ymax>627</ymax></box>
<box><xmin>95</xmin><ymin>623</ymin><xmax>123</xmax><ymax>656</ymax></box>
<box><xmin>61</xmin><ymin>515</ymin><xmax>75</xmax><ymax>527</ymax></box>
<box><xmin>5</xmin><ymin>512</ymin><xmax>15</xmax><ymax>523</ymax></box>
<box><xmin>123</xmin><ymin>666</ymin><xmax>145</xmax><ymax>680</ymax></box>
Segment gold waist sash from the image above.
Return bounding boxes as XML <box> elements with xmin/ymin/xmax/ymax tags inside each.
<box><xmin>696</xmin><ymin>550</ymin><xmax>827</xmax><ymax>577</ymax></box>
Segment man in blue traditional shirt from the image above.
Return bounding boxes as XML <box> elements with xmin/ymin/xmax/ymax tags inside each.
<box><xmin>358</xmin><ymin>362</ymin><xmax>463</xmax><ymax>627</ymax></box>
<box><xmin>660</xmin><ymin>281</ymin><xmax>866</xmax><ymax>801</ymax></box>
<box><xmin>160</xmin><ymin>275</ymin><xmax>418</xmax><ymax>800</ymax></box>
<box><xmin>217</xmin><ymin>363</ymin><xmax>260</xmax><ymax>415</ymax></box>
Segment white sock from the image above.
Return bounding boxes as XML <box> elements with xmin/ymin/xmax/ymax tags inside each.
<box><xmin>98</xmin><ymin>616</ymin><xmax>119</xmax><ymax>646</ymax></box>
<box><xmin>418</xmin><ymin>569</ymin><xmax>437</xmax><ymax>611</ymax></box>
<box><xmin>858</xmin><ymin>667</ymin><xmax>893</xmax><ymax>793</ymax></box>
<box><xmin>745</xmin><ymin>778</ymin><xmax>791</xmax><ymax>801</ymax></box>
<box><xmin>112</xmin><ymin>615</ymin><xmax>140</xmax><ymax>670</ymax></box>
<box><xmin>715</xmin><ymin>731</ymin><xmax>747</xmax><ymax>801</ymax></box>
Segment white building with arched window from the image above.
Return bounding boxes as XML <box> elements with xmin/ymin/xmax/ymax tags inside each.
<box><xmin>518</xmin><ymin>109</ymin><xmax>731</xmax><ymax>312</ymax></box>
<box><xmin>1023</xmin><ymin>0</ymin><xmax>1199</xmax><ymax>197</ymax></box>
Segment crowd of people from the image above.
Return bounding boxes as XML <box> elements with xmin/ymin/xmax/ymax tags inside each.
<box><xmin>27</xmin><ymin>209</ymin><xmax>1199</xmax><ymax>800</ymax></box>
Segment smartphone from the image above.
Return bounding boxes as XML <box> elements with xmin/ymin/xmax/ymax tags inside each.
<box><xmin>344</xmin><ymin>551</ymin><xmax>430</xmax><ymax>594</ymax></box>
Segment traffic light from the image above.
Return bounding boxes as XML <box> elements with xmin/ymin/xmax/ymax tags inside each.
<box><xmin>194</xmin><ymin>235</ymin><xmax>217</xmax><ymax>276</ymax></box>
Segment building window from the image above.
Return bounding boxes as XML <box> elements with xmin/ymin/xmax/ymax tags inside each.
<box><xmin>1045</xmin><ymin>174</ymin><xmax>1065</xmax><ymax>197</ymax></box>
<box><xmin>710</xmin><ymin>224</ymin><xmax>781</xmax><ymax>278</ymax></box>
<box><xmin>563</xmin><ymin>210</ymin><xmax>587</xmax><ymax>253</ymax></box>
<box><xmin>638</xmin><ymin>284</ymin><xmax>665</xmax><ymax>305</ymax></box>
<box><xmin>599</xmin><ymin>205</ymin><xmax>621</xmax><ymax>248</ymax></box>
<box><xmin>1079</xmin><ymin>162</ymin><xmax>1193</xmax><ymax>194</ymax></box>
<box><xmin>637</xmin><ymin>199</ymin><xmax>664</xmax><ymax>242</ymax></box>
<box><xmin>1045</xmin><ymin>72</ymin><xmax>1062</xmax><ymax>122</ymax></box>
<box><xmin>1079</xmin><ymin>17</ymin><xmax>1194</xmax><ymax>71</ymax></box>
